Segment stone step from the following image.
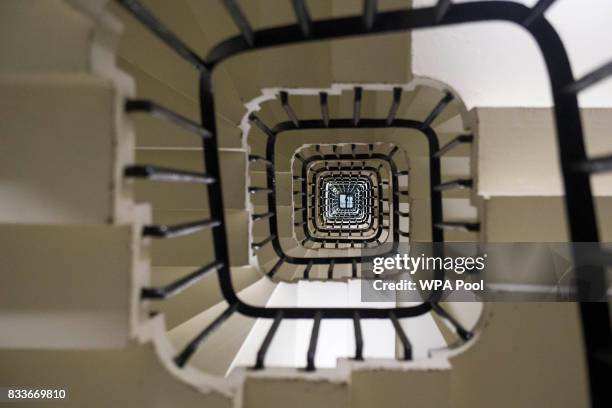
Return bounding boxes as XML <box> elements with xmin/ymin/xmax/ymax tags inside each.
<box><xmin>151</xmin><ymin>266</ymin><xmax>260</xmax><ymax>330</ymax></box>
<box><xmin>167</xmin><ymin>276</ymin><xmax>275</xmax><ymax>376</ymax></box>
<box><xmin>402</xmin><ymin>85</ymin><xmax>448</xmax><ymax>123</ymax></box>
<box><xmin>249</xmin><ymin>171</ymin><xmax>293</xmax><ymax>207</ymax></box>
<box><xmin>0</xmin><ymin>222</ymin><xmax>142</xmax><ymax>348</ymax></box>
<box><xmin>118</xmin><ymin>57</ymin><xmax>244</xmax><ymax>150</ymax></box>
<box><xmin>434</xmin><ymin>112</ymin><xmax>466</xmax><ymax>134</ymax></box>
<box><xmin>252</xmin><ymin>205</ymin><xmax>293</xmax><ymax>238</ymax></box>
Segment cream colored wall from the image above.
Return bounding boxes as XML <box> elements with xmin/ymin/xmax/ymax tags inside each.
<box><xmin>445</xmin><ymin>195</ymin><xmax>605</xmax><ymax>408</ymax></box>
<box><xmin>450</xmin><ymin>303</ymin><xmax>589</xmax><ymax>408</ymax></box>
<box><xmin>0</xmin><ymin>343</ymin><xmax>233</xmax><ymax>408</ymax></box>
<box><xmin>0</xmin><ymin>225</ymin><xmax>134</xmax><ymax>348</ymax></box>
<box><xmin>244</xmin><ymin>376</ymin><xmax>349</xmax><ymax>408</ymax></box>
<box><xmin>330</xmin><ymin>0</ymin><xmax>412</xmax><ymax>84</ymax></box>
<box><xmin>350</xmin><ymin>361</ymin><xmax>450</xmax><ymax>408</ymax></box>
<box><xmin>476</xmin><ymin>108</ymin><xmax>612</xmax><ymax>197</ymax></box>
<box><xmin>0</xmin><ymin>76</ymin><xmax>124</xmax><ymax>224</ymax></box>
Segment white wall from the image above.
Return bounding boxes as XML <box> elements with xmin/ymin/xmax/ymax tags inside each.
<box><xmin>412</xmin><ymin>0</ymin><xmax>612</xmax><ymax>108</ymax></box>
<box><xmin>229</xmin><ymin>279</ymin><xmax>451</xmax><ymax>371</ymax></box>
<box><xmin>229</xmin><ymin>280</ymin><xmax>403</xmax><ymax>371</ymax></box>
<box><xmin>294</xmin><ymin>280</ymin><xmax>397</xmax><ymax>368</ymax></box>
<box><xmin>228</xmin><ymin>282</ymin><xmax>299</xmax><ymax>371</ymax></box>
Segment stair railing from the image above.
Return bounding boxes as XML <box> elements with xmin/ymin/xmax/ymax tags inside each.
<box><xmin>114</xmin><ymin>2</ymin><xmax>611</xmax><ymax>398</ymax></box>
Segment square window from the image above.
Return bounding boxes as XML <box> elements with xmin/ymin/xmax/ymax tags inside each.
<box><xmin>339</xmin><ymin>194</ymin><xmax>354</xmax><ymax>209</ymax></box>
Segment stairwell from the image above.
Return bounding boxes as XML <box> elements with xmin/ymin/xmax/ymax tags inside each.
<box><xmin>1</xmin><ymin>1</ymin><xmax>611</xmax><ymax>407</ymax></box>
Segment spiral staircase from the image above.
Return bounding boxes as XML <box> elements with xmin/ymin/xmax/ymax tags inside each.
<box><xmin>1</xmin><ymin>0</ymin><xmax>611</xmax><ymax>407</ymax></box>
